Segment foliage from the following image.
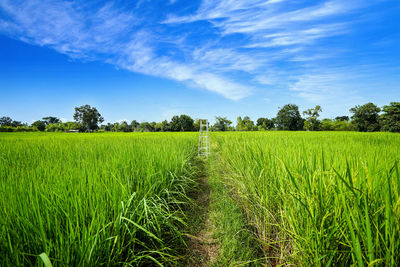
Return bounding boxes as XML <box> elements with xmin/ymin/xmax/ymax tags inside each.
<box><xmin>256</xmin><ymin>117</ymin><xmax>274</xmax><ymax>130</ymax></box>
<box><xmin>170</xmin><ymin>115</ymin><xmax>195</xmax><ymax>131</ymax></box>
<box><xmin>119</xmin><ymin>121</ymin><xmax>131</xmax><ymax>132</ymax></box>
<box><xmin>131</xmin><ymin>120</ymin><xmax>140</xmax><ymax>131</ymax></box>
<box><xmin>42</xmin><ymin>116</ymin><xmax>60</xmax><ymax>124</ymax></box>
<box><xmin>0</xmin><ymin>116</ymin><xmax>24</xmax><ymax>127</ymax></box>
<box><xmin>154</xmin><ymin>120</ymin><xmax>170</xmax><ymax>132</ymax></box>
<box><xmin>303</xmin><ymin>105</ymin><xmax>322</xmax><ymax>131</ymax></box>
<box><xmin>0</xmin><ymin>132</ymin><xmax>197</xmax><ymax>266</ymax></box>
<box><xmin>380</xmin><ymin>102</ymin><xmax>400</xmax><ymax>132</ymax></box>
<box><xmin>31</xmin><ymin>120</ymin><xmax>47</xmax><ymax>131</ymax></box>
<box><xmin>275</xmin><ymin>104</ymin><xmax>304</xmax><ymax>130</ymax></box>
<box><xmin>236</xmin><ymin>116</ymin><xmax>256</xmax><ymax>131</ymax></box>
<box><xmin>335</xmin><ymin>116</ymin><xmax>349</xmax><ymax>121</ymax></box>
<box><xmin>73</xmin><ymin>105</ymin><xmax>104</xmax><ymax>132</ymax></box>
<box><xmin>45</xmin><ymin>123</ymin><xmax>64</xmax><ymax>132</ymax></box>
<box><xmin>213</xmin><ymin>116</ymin><xmax>232</xmax><ymax>131</ymax></box>
<box><xmin>63</xmin><ymin>121</ymin><xmax>81</xmax><ymax>131</ymax></box>
<box><xmin>320</xmin><ymin>119</ymin><xmax>356</xmax><ymax>131</ymax></box>
<box><xmin>138</xmin><ymin>122</ymin><xmax>155</xmax><ymax>132</ymax></box>
<box><xmin>214</xmin><ymin>131</ymin><xmax>400</xmax><ymax>266</ymax></box>
<box><xmin>0</xmin><ymin>126</ymin><xmax>38</xmax><ymax>132</ymax></box>
<box><xmin>350</xmin><ymin>102</ymin><xmax>381</xmax><ymax>132</ymax></box>
<box><xmin>0</xmin><ymin>116</ymin><xmax>12</xmax><ymax>126</ymax></box>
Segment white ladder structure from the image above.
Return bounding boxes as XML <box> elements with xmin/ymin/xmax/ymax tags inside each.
<box><xmin>198</xmin><ymin>119</ymin><xmax>210</xmax><ymax>157</ymax></box>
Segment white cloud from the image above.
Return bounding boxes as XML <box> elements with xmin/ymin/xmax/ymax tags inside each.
<box><xmin>0</xmin><ymin>0</ymin><xmax>376</xmax><ymax>103</ymax></box>
<box><xmin>164</xmin><ymin>0</ymin><xmax>357</xmax><ymax>43</ymax></box>
<box><xmin>289</xmin><ymin>70</ymin><xmax>363</xmax><ymax>103</ymax></box>
<box><xmin>0</xmin><ymin>0</ymin><xmax>251</xmax><ymax>100</ymax></box>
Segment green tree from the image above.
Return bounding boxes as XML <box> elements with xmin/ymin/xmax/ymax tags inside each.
<box><xmin>63</xmin><ymin>121</ymin><xmax>81</xmax><ymax>131</ymax></box>
<box><xmin>170</xmin><ymin>115</ymin><xmax>195</xmax><ymax>131</ymax></box>
<box><xmin>0</xmin><ymin>117</ymin><xmax>23</xmax><ymax>127</ymax></box>
<box><xmin>0</xmin><ymin>116</ymin><xmax>12</xmax><ymax>126</ymax></box>
<box><xmin>45</xmin><ymin>123</ymin><xmax>64</xmax><ymax>132</ymax></box>
<box><xmin>256</xmin><ymin>117</ymin><xmax>274</xmax><ymax>130</ymax></box>
<box><xmin>332</xmin><ymin>120</ymin><xmax>356</xmax><ymax>131</ymax></box>
<box><xmin>236</xmin><ymin>116</ymin><xmax>256</xmax><ymax>131</ymax></box>
<box><xmin>11</xmin><ymin>121</ymin><xmax>24</xmax><ymax>127</ymax></box>
<box><xmin>42</xmin><ymin>116</ymin><xmax>60</xmax><ymax>124</ymax></box>
<box><xmin>193</xmin><ymin>119</ymin><xmax>201</xmax><ymax>131</ymax></box>
<box><xmin>275</xmin><ymin>104</ymin><xmax>304</xmax><ymax>130</ymax></box>
<box><xmin>131</xmin><ymin>120</ymin><xmax>140</xmax><ymax>132</ymax></box>
<box><xmin>303</xmin><ymin>105</ymin><xmax>322</xmax><ymax>131</ymax></box>
<box><xmin>112</xmin><ymin>122</ymin><xmax>120</xmax><ymax>132</ymax></box>
<box><xmin>138</xmin><ymin>122</ymin><xmax>154</xmax><ymax>132</ymax></box>
<box><xmin>320</xmin><ymin>119</ymin><xmax>334</xmax><ymax>131</ymax></box>
<box><xmin>350</xmin><ymin>102</ymin><xmax>381</xmax><ymax>132</ymax></box>
<box><xmin>335</xmin><ymin>116</ymin><xmax>349</xmax><ymax>121</ymax></box>
<box><xmin>213</xmin><ymin>116</ymin><xmax>232</xmax><ymax>131</ymax></box>
<box><xmin>321</xmin><ymin>118</ymin><xmax>356</xmax><ymax>131</ymax></box>
<box><xmin>118</xmin><ymin>121</ymin><xmax>131</xmax><ymax>132</ymax></box>
<box><xmin>31</xmin><ymin>120</ymin><xmax>46</xmax><ymax>131</ymax></box>
<box><xmin>380</xmin><ymin>102</ymin><xmax>400</xmax><ymax>132</ymax></box>
<box><xmin>73</xmin><ymin>105</ymin><xmax>104</xmax><ymax>132</ymax></box>
<box><xmin>155</xmin><ymin>120</ymin><xmax>169</xmax><ymax>132</ymax></box>
<box><xmin>101</xmin><ymin>123</ymin><xmax>113</xmax><ymax>131</ymax></box>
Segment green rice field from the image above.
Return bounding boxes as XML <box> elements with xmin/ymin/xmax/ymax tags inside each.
<box><xmin>214</xmin><ymin>131</ymin><xmax>400</xmax><ymax>266</ymax></box>
<box><xmin>0</xmin><ymin>132</ymin><xmax>197</xmax><ymax>265</ymax></box>
<box><xmin>1</xmin><ymin>131</ymin><xmax>400</xmax><ymax>266</ymax></box>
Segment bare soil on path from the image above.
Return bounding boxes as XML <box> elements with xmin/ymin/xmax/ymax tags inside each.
<box><xmin>184</xmin><ymin>175</ymin><xmax>219</xmax><ymax>266</ymax></box>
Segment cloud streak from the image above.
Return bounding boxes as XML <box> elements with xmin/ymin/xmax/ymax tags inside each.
<box><xmin>0</xmin><ymin>0</ymin><xmax>252</xmax><ymax>100</ymax></box>
<box><xmin>0</xmin><ymin>0</ymin><xmax>383</xmax><ymax>102</ymax></box>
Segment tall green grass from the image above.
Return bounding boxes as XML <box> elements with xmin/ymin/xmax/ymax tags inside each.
<box><xmin>0</xmin><ymin>132</ymin><xmax>197</xmax><ymax>266</ymax></box>
<box><xmin>213</xmin><ymin>131</ymin><xmax>400</xmax><ymax>266</ymax></box>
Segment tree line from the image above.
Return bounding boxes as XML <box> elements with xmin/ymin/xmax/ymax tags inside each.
<box><xmin>1</xmin><ymin>102</ymin><xmax>399</xmax><ymax>133</ymax></box>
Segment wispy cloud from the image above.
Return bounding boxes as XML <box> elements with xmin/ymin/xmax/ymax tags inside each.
<box><xmin>289</xmin><ymin>68</ymin><xmax>365</xmax><ymax>103</ymax></box>
<box><xmin>0</xmin><ymin>0</ymin><xmax>251</xmax><ymax>100</ymax></box>
<box><xmin>0</xmin><ymin>0</ymin><xmax>384</xmax><ymax>102</ymax></box>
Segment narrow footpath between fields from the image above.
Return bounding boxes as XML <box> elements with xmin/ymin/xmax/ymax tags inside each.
<box><xmin>183</xmin><ymin>157</ymin><xmax>263</xmax><ymax>266</ymax></box>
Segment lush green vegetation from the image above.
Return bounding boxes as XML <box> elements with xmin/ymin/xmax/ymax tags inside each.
<box><xmin>1</xmin><ymin>130</ymin><xmax>399</xmax><ymax>266</ymax></box>
<box><xmin>213</xmin><ymin>131</ymin><xmax>400</xmax><ymax>265</ymax></box>
<box><xmin>0</xmin><ymin>132</ymin><xmax>197</xmax><ymax>265</ymax></box>
<box><xmin>207</xmin><ymin>158</ymin><xmax>263</xmax><ymax>265</ymax></box>
<box><xmin>2</xmin><ymin>101</ymin><xmax>399</xmax><ymax>133</ymax></box>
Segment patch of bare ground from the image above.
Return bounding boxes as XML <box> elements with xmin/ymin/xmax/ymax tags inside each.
<box><xmin>184</xmin><ymin>175</ymin><xmax>219</xmax><ymax>266</ymax></box>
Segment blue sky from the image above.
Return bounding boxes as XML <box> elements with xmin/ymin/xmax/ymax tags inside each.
<box><xmin>0</xmin><ymin>0</ymin><xmax>399</xmax><ymax>124</ymax></box>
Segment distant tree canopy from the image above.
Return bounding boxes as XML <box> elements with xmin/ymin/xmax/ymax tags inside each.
<box><xmin>335</xmin><ymin>116</ymin><xmax>349</xmax><ymax>121</ymax></box>
<box><xmin>155</xmin><ymin>120</ymin><xmax>170</xmax><ymax>132</ymax></box>
<box><xmin>380</xmin><ymin>102</ymin><xmax>400</xmax><ymax>132</ymax></box>
<box><xmin>0</xmin><ymin>116</ymin><xmax>23</xmax><ymax>127</ymax></box>
<box><xmin>236</xmin><ymin>116</ymin><xmax>256</xmax><ymax>131</ymax></box>
<box><xmin>213</xmin><ymin>116</ymin><xmax>232</xmax><ymax>131</ymax></box>
<box><xmin>256</xmin><ymin>117</ymin><xmax>274</xmax><ymax>130</ymax></box>
<box><xmin>320</xmin><ymin>118</ymin><xmax>355</xmax><ymax>131</ymax></box>
<box><xmin>32</xmin><ymin>120</ymin><xmax>46</xmax><ymax>131</ymax></box>
<box><xmin>138</xmin><ymin>122</ymin><xmax>155</xmax><ymax>132</ymax></box>
<box><xmin>303</xmin><ymin>105</ymin><xmax>322</xmax><ymax>131</ymax></box>
<box><xmin>350</xmin><ymin>102</ymin><xmax>381</xmax><ymax>132</ymax></box>
<box><xmin>275</xmin><ymin>104</ymin><xmax>304</xmax><ymax>131</ymax></box>
<box><xmin>73</xmin><ymin>105</ymin><xmax>104</xmax><ymax>132</ymax></box>
<box><xmin>0</xmin><ymin>116</ymin><xmax>12</xmax><ymax>126</ymax></box>
<box><xmin>31</xmin><ymin>117</ymin><xmax>62</xmax><ymax>131</ymax></box>
<box><xmin>169</xmin><ymin>115</ymin><xmax>195</xmax><ymax>131</ymax></box>
<box><xmin>2</xmin><ymin>101</ymin><xmax>400</xmax><ymax>133</ymax></box>
<box><xmin>43</xmin><ymin>116</ymin><xmax>60</xmax><ymax>124</ymax></box>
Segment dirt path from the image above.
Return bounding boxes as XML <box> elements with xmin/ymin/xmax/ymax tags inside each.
<box><xmin>185</xmin><ymin>174</ymin><xmax>219</xmax><ymax>266</ymax></box>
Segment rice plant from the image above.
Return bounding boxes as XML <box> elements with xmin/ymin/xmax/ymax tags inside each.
<box><xmin>213</xmin><ymin>131</ymin><xmax>400</xmax><ymax>266</ymax></box>
<box><xmin>0</xmin><ymin>132</ymin><xmax>197</xmax><ymax>266</ymax></box>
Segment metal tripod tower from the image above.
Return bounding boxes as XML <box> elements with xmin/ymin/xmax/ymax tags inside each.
<box><xmin>198</xmin><ymin>119</ymin><xmax>210</xmax><ymax>157</ymax></box>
